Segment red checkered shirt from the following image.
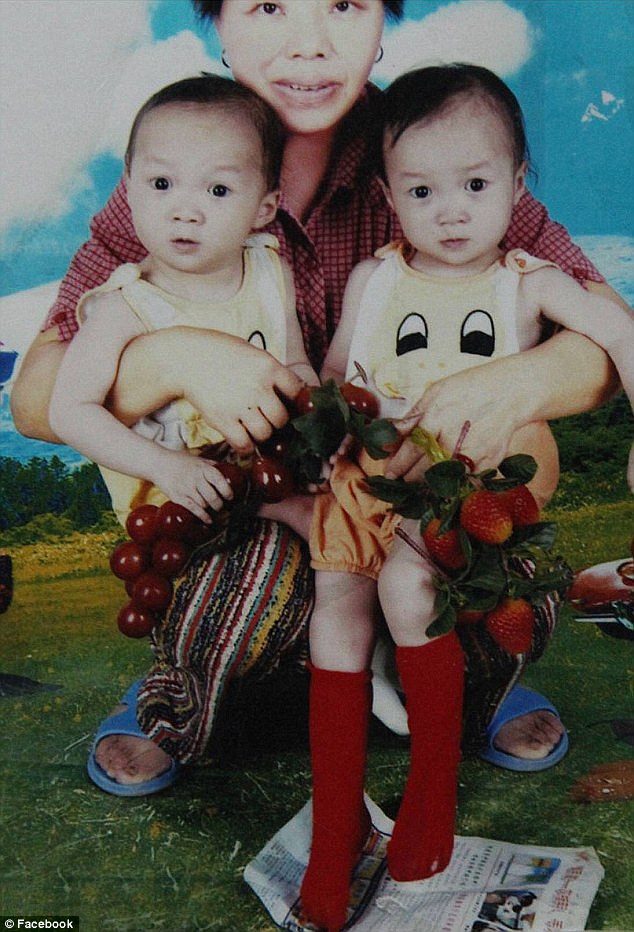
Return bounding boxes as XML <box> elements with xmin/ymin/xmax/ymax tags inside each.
<box><xmin>45</xmin><ymin>88</ymin><xmax>604</xmax><ymax>369</ymax></box>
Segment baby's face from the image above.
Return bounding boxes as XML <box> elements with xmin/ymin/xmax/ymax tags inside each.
<box><xmin>126</xmin><ymin>104</ymin><xmax>277</xmax><ymax>279</ymax></box>
<box><xmin>383</xmin><ymin>95</ymin><xmax>526</xmax><ymax>277</ymax></box>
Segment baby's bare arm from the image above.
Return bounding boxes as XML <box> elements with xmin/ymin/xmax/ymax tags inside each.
<box><xmin>48</xmin><ymin>293</ymin><xmax>235</xmax><ymax>520</ymax></box>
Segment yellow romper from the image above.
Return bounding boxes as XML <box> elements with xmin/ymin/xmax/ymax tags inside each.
<box><xmin>77</xmin><ymin>234</ymin><xmax>289</xmax><ymax>525</ymax></box>
<box><xmin>310</xmin><ymin>243</ymin><xmax>556</xmax><ymax>579</ymax></box>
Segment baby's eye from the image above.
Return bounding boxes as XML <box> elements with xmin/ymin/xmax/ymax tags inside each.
<box><xmin>467</xmin><ymin>178</ymin><xmax>486</xmax><ymax>192</ymax></box>
<box><xmin>334</xmin><ymin>2</ymin><xmax>351</xmax><ymax>11</ymax></box>
<box><xmin>210</xmin><ymin>184</ymin><xmax>229</xmax><ymax>197</ymax></box>
<box><xmin>411</xmin><ymin>185</ymin><xmax>430</xmax><ymax>199</ymax></box>
<box><xmin>257</xmin><ymin>2</ymin><xmax>279</xmax><ymax>14</ymax></box>
<box><xmin>152</xmin><ymin>177</ymin><xmax>170</xmax><ymax>191</ymax></box>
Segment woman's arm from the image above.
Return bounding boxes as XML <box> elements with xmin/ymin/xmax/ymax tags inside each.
<box><xmin>13</xmin><ymin>323</ymin><xmax>304</xmax><ymax>454</ymax></box>
<box><xmin>110</xmin><ymin>326</ymin><xmax>304</xmax><ymax>453</ymax></box>
<box><xmin>10</xmin><ymin>330</ymin><xmax>68</xmax><ymax>442</ymax></box>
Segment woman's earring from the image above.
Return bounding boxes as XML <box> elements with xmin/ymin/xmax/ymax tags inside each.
<box><xmin>221</xmin><ymin>50</ymin><xmax>230</xmax><ymax>69</ymax></box>
<box><xmin>375</xmin><ymin>46</ymin><xmax>384</xmax><ymax>64</ymax></box>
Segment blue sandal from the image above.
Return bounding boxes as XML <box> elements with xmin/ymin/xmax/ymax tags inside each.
<box><xmin>479</xmin><ymin>685</ymin><xmax>569</xmax><ymax>772</ymax></box>
<box><xmin>87</xmin><ymin>680</ymin><xmax>181</xmax><ymax>796</ymax></box>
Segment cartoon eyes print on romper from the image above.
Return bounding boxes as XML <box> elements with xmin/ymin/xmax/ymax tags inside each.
<box><xmin>395</xmin><ymin>310</ymin><xmax>495</xmax><ymax>358</ymax></box>
<box><xmin>248</xmin><ymin>330</ymin><xmax>267</xmax><ymax>350</ymax></box>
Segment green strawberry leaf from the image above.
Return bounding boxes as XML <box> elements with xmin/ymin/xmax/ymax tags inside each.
<box><xmin>364</xmin><ymin>476</ymin><xmax>428</xmax><ymax>513</ymax></box>
<box><xmin>356</xmin><ymin>418</ymin><xmax>400</xmax><ymax>459</ymax></box>
<box><xmin>428</xmin><ymin>600</ymin><xmax>457</xmax><ymax>638</ymax></box>
<box><xmin>292</xmin><ymin>407</ymin><xmax>347</xmax><ymax>457</ymax></box>
<box><xmin>424</xmin><ymin>459</ymin><xmax>467</xmax><ymax>498</ymax></box>
<box><xmin>508</xmin><ymin>521</ymin><xmax>558</xmax><ymax>550</ymax></box>
<box><xmin>311</xmin><ymin>379</ymin><xmax>351</xmax><ymax>419</ymax></box>
<box><xmin>498</xmin><ymin>453</ymin><xmax>538</xmax><ymax>483</ymax></box>
<box><xmin>463</xmin><ymin>546</ymin><xmax>508</xmax><ymax>593</ymax></box>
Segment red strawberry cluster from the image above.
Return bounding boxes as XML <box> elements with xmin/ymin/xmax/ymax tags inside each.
<box><xmin>366</xmin><ymin>433</ymin><xmax>572</xmax><ymax>655</ymax></box>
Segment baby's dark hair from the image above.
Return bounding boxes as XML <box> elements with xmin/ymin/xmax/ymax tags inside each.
<box><xmin>125</xmin><ymin>74</ymin><xmax>285</xmax><ymax>191</ymax></box>
<box><xmin>192</xmin><ymin>1</ymin><xmax>404</xmax><ymax>22</ymax></box>
<box><xmin>377</xmin><ymin>63</ymin><xmax>529</xmax><ymax>179</ymax></box>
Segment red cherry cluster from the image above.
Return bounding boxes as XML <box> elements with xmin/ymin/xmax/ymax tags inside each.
<box><xmin>109</xmin><ymin>461</ymin><xmax>256</xmax><ymax>638</ymax></box>
<box><xmin>109</xmin><ymin>385</ymin><xmax>389</xmax><ymax>638</ymax></box>
<box><xmin>109</xmin><ymin>501</ymin><xmax>207</xmax><ymax>638</ymax></box>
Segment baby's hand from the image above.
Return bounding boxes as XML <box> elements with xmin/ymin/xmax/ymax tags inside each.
<box><xmin>151</xmin><ymin>450</ymin><xmax>233</xmax><ymax>522</ymax></box>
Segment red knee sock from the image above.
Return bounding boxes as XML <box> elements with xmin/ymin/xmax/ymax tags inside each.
<box><xmin>300</xmin><ymin>663</ymin><xmax>372</xmax><ymax>932</ymax></box>
<box><xmin>387</xmin><ymin>632</ymin><xmax>464</xmax><ymax>881</ymax></box>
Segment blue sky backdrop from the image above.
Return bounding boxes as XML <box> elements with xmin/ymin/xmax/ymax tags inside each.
<box><xmin>0</xmin><ymin>0</ymin><xmax>632</xmax><ymax>463</ymax></box>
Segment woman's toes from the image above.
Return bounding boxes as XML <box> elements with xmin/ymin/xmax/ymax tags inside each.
<box><xmin>494</xmin><ymin>710</ymin><xmax>563</xmax><ymax>760</ymax></box>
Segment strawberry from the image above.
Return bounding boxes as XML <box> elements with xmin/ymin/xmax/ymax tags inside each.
<box><xmin>422</xmin><ymin>518</ymin><xmax>467</xmax><ymax>571</ymax></box>
<box><xmin>460</xmin><ymin>490</ymin><xmax>513</xmax><ymax>544</ymax></box>
<box><xmin>485</xmin><ymin>597</ymin><xmax>535</xmax><ymax>654</ymax></box>
<box><xmin>498</xmin><ymin>484</ymin><xmax>540</xmax><ymax>527</ymax></box>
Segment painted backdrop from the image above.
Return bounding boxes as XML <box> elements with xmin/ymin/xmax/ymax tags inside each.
<box><xmin>0</xmin><ymin>0</ymin><xmax>632</xmax><ymax>464</ymax></box>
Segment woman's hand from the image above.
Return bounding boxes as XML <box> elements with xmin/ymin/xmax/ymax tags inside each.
<box><xmin>386</xmin><ymin>365</ymin><xmax>523</xmax><ymax>480</ymax></box>
<box><xmin>111</xmin><ymin>327</ymin><xmax>304</xmax><ymax>454</ymax></box>
<box><xmin>386</xmin><ymin>329</ymin><xmax>618</xmax><ymax>481</ymax></box>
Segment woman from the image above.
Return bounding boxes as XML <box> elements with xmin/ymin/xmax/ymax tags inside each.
<box><xmin>12</xmin><ymin>0</ymin><xmax>623</xmax><ymax>793</ymax></box>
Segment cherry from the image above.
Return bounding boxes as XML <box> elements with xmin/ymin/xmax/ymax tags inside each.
<box><xmin>341</xmin><ymin>382</ymin><xmax>379</xmax><ymax>420</ymax></box>
<box><xmin>117</xmin><ymin>602</ymin><xmax>157</xmax><ymax>639</ymax></box>
<box><xmin>152</xmin><ymin>537</ymin><xmax>190</xmax><ymax>578</ymax></box>
<box><xmin>260</xmin><ymin>423</ymin><xmax>296</xmax><ymax>461</ymax></box>
<box><xmin>455</xmin><ymin>452</ymin><xmax>476</xmax><ymax>473</ymax></box>
<box><xmin>293</xmin><ymin>384</ymin><xmax>317</xmax><ymax>415</ymax></box>
<box><xmin>214</xmin><ymin>460</ymin><xmax>249</xmax><ymax>502</ymax></box>
<box><xmin>125</xmin><ymin>504</ymin><xmax>160</xmax><ymax>545</ymax></box>
<box><xmin>109</xmin><ymin>540</ymin><xmax>150</xmax><ymax>581</ymax></box>
<box><xmin>251</xmin><ymin>453</ymin><xmax>296</xmax><ymax>503</ymax></box>
<box><xmin>132</xmin><ymin>570</ymin><xmax>173</xmax><ymax>613</ymax></box>
<box><xmin>155</xmin><ymin>501</ymin><xmax>198</xmax><ymax>541</ymax></box>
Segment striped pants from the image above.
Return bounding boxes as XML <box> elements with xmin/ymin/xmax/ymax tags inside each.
<box><xmin>136</xmin><ymin>519</ymin><xmax>558</xmax><ymax>763</ymax></box>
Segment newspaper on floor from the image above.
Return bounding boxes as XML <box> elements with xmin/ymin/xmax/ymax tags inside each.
<box><xmin>244</xmin><ymin>796</ymin><xmax>604</xmax><ymax>932</ymax></box>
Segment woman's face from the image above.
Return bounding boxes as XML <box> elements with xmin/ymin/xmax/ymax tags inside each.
<box><xmin>216</xmin><ymin>1</ymin><xmax>384</xmax><ymax>136</ymax></box>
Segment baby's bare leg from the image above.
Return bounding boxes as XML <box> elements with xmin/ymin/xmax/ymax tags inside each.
<box><xmin>507</xmin><ymin>420</ymin><xmax>559</xmax><ymax>508</ymax></box>
<box><xmin>310</xmin><ymin>570</ymin><xmax>378</xmax><ymax>671</ymax></box>
<box><xmin>258</xmin><ymin>493</ymin><xmax>314</xmax><ymax>541</ymax></box>
<box><xmin>378</xmin><ymin>519</ymin><xmax>438</xmax><ymax>646</ymax></box>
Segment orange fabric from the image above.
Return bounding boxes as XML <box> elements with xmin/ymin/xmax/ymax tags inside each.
<box><xmin>309</xmin><ymin>449</ymin><xmax>401</xmax><ymax>579</ymax></box>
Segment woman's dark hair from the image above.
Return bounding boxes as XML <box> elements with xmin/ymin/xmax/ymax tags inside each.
<box><xmin>377</xmin><ymin>63</ymin><xmax>529</xmax><ymax>178</ymax></box>
<box><xmin>125</xmin><ymin>74</ymin><xmax>285</xmax><ymax>191</ymax></box>
<box><xmin>192</xmin><ymin>1</ymin><xmax>404</xmax><ymax>22</ymax></box>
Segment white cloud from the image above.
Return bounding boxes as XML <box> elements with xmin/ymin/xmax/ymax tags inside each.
<box><xmin>0</xmin><ymin>280</ymin><xmax>61</xmax><ymax>364</ymax></box>
<box><xmin>374</xmin><ymin>1</ymin><xmax>534</xmax><ymax>84</ymax></box>
<box><xmin>101</xmin><ymin>32</ymin><xmax>224</xmax><ymax>160</ymax></box>
<box><xmin>0</xmin><ymin>0</ymin><xmax>220</xmax><ymax>236</ymax></box>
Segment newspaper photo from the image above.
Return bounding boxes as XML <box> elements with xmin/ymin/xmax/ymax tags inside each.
<box><xmin>244</xmin><ymin>797</ymin><xmax>604</xmax><ymax>932</ymax></box>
